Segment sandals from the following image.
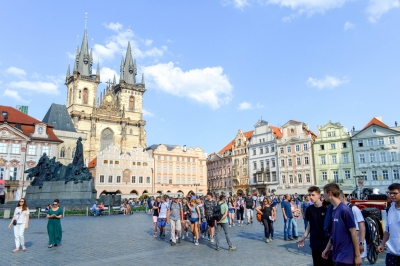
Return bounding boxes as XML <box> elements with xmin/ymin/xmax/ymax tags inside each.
<box><xmin>22</xmin><ymin>246</ymin><xmax>27</xmax><ymax>251</ymax></box>
<box><xmin>12</xmin><ymin>249</ymin><xmax>19</xmax><ymax>253</ymax></box>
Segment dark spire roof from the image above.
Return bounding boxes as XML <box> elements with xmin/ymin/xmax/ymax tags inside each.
<box><xmin>42</xmin><ymin>103</ymin><xmax>76</xmax><ymax>132</ymax></box>
<box><xmin>76</xmin><ymin>29</ymin><xmax>92</xmax><ymax>76</ymax></box>
<box><xmin>120</xmin><ymin>41</ymin><xmax>137</xmax><ymax>85</ymax></box>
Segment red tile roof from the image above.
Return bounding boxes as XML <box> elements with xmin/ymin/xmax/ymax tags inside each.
<box><xmin>362</xmin><ymin>117</ymin><xmax>389</xmax><ymax>130</ymax></box>
<box><xmin>88</xmin><ymin>157</ymin><xmax>97</xmax><ymax>168</ymax></box>
<box><xmin>0</xmin><ymin>105</ymin><xmax>62</xmax><ymax>142</ymax></box>
<box><xmin>218</xmin><ymin>130</ymin><xmax>254</xmax><ymax>154</ymax></box>
<box><xmin>269</xmin><ymin>126</ymin><xmax>283</xmax><ymax>138</ymax></box>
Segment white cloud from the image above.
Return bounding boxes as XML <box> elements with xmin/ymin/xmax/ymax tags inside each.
<box><xmin>6</xmin><ymin>67</ymin><xmax>26</xmax><ymax>79</ymax></box>
<box><xmin>143</xmin><ymin>109</ymin><xmax>154</xmax><ymax>117</ymax></box>
<box><xmin>2</xmin><ymin>89</ymin><xmax>28</xmax><ymax>103</ymax></box>
<box><xmin>8</xmin><ymin>80</ymin><xmax>60</xmax><ymax>94</ymax></box>
<box><xmin>306</xmin><ymin>75</ymin><xmax>349</xmax><ymax>89</ymax></box>
<box><xmin>234</xmin><ymin>0</ymin><xmax>250</xmax><ymax>9</ymax></box>
<box><xmin>99</xmin><ymin>67</ymin><xmax>119</xmax><ymax>83</ymax></box>
<box><xmin>93</xmin><ymin>23</ymin><xmax>168</xmax><ymax>63</ymax></box>
<box><xmin>264</xmin><ymin>0</ymin><xmax>349</xmax><ymax>15</ymax></box>
<box><xmin>344</xmin><ymin>21</ymin><xmax>355</xmax><ymax>30</ymax></box>
<box><xmin>143</xmin><ymin>62</ymin><xmax>233</xmax><ymax>109</ymax></box>
<box><xmin>238</xmin><ymin>101</ymin><xmax>264</xmax><ymax>110</ymax></box>
<box><xmin>366</xmin><ymin>0</ymin><xmax>400</xmax><ymax>23</ymax></box>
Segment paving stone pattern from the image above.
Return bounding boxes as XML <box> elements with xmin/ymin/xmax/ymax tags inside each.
<box><xmin>0</xmin><ymin>206</ymin><xmax>386</xmax><ymax>266</ymax></box>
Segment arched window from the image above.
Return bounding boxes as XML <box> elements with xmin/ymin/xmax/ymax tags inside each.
<box><xmin>60</xmin><ymin>147</ymin><xmax>65</xmax><ymax>158</ymax></box>
<box><xmin>129</xmin><ymin>96</ymin><xmax>134</xmax><ymax>111</ymax></box>
<box><xmin>83</xmin><ymin>88</ymin><xmax>88</xmax><ymax>104</ymax></box>
<box><xmin>101</xmin><ymin>128</ymin><xmax>114</xmax><ymax>150</ymax></box>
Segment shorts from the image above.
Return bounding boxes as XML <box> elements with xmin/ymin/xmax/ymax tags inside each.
<box><xmin>228</xmin><ymin>209</ymin><xmax>235</xmax><ymax>214</ymax></box>
<box><xmin>206</xmin><ymin>217</ymin><xmax>215</xmax><ymax>227</ymax></box>
<box><xmin>157</xmin><ymin>218</ymin><xmax>167</xmax><ymax>227</ymax></box>
<box><xmin>153</xmin><ymin>216</ymin><xmax>158</xmax><ymax>223</ymax></box>
<box><xmin>190</xmin><ymin>218</ymin><xmax>199</xmax><ymax>224</ymax></box>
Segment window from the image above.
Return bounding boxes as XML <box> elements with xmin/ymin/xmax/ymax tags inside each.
<box><xmin>333</xmin><ymin>171</ymin><xmax>339</xmax><ymax>182</ymax></box>
<box><xmin>108</xmin><ymin>175</ymin><xmax>113</xmax><ymax>183</ymax></box>
<box><xmin>383</xmin><ymin>170</ymin><xmax>389</xmax><ymax>180</ymax></box>
<box><xmin>83</xmin><ymin>88</ymin><xmax>88</xmax><ymax>104</ymax></box>
<box><xmin>42</xmin><ymin>146</ymin><xmax>50</xmax><ymax>156</ymax></box>
<box><xmin>359</xmin><ymin>154</ymin><xmax>365</xmax><ymax>163</ymax></box>
<box><xmin>271</xmin><ymin>159</ymin><xmax>276</xmax><ymax>167</ymax></box>
<box><xmin>393</xmin><ymin>169</ymin><xmax>399</xmax><ymax>179</ymax></box>
<box><xmin>295</xmin><ymin>145</ymin><xmax>300</xmax><ymax>152</ymax></box>
<box><xmin>99</xmin><ymin>175</ymin><xmax>104</xmax><ymax>183</ymax></box>
<box><xmin>362</xmin><ymin>171</ymin><xmax>367</xmax><ymax>180</ymax></box>
<box><xmin>372</xmin><ymin>171</ymin><xmax>378</xmax><ymax>180</ymax></box>
<box><xmin>281</xmin><ymin>159</ymin><xmax>285</xmax><ymax>167</ymax></box>
<box><xmin>158</xmin><ymin>156</ymin><xmax>161</xmax><ymax>160</ymax></box>
<box><xmin>370</xmin><ymin>153</ymin><xmax>375</xmax><ymax>163</ymax></box>
<box><xmin>358</xmin><ymin>140</ymin><xmax>363</xmax><ymax>147</ymax></box>
<box><xmin>28</xmin><ymin>145</ymin><xmax>36</xmax><ymax>155</ymax></box>
<box><xmin>168</xmin><ymin>177</ymin><xmax>172</xmax><ymax>184</ymax></box>
<box><xmin>343</xmin><ymin>154</ymin><xmax>349</xmax><ymax>163</ymax></box>
<box><xmin>163</xmin><ymin>165</ymin><xmax>167</xmax><ymax>171</ymax></box>
<box><xmin>289</xmin><ymin>175</ymin><xmax>293</xmax><ymax>183</ymax></box>
<box><xmin>0</xmin><ymin>167</ymin><xmax>4</xmax><ymax>179</ymax></box>
<box><xmin>59</xmin><ymin>147</ymin><xmax>65</xmax><ymax>158</ymax></box>
<box><xmin>389</xmin><ymin>137</ymin><xmax>395</xmax><ymax>144</ymax></box>
<box><xmin>298</xmin><ymin>174</ymin><xmax>302</xmax><ymax>183</ymax></box>
<box><xmin>115</xmin><ymin>161</ymin><xmax>119</xmax><ymax>165</ymax></box>
<box><xmin>368</xmin><ymin>139</ymin><xmax>373</xmax><ymax>146</ymax></box>
<box><xmin>147</xmin><ymin>176</ymin><xmax>150</xmax><ymax>183</ymax></box>
<box><xmin>271</xmin><ymin>146</ymin><xmax>275</xmax><ymax>152</ymax></box>
<box><xmin>253</xmin><ymin>162</ymin><xmax>257</xmax><ymax>170</ymax></box>
<box><xmin>378</xmin><ymin>138</ymin><xmax>384</xmax><ymax>145</ymax></box>
<box><xmin>380</xmin><ymin>152</ymin><xmax>386</xmax><ymax>162</ymax></box>
<box><xmin>7</xmin><ymin>167</ymin><xmax>17</xmax><ymax>180</ymax></box>
<box><xmin>331</xmin><ymin>143</ymin><xmax>336</xmax><ymax>149</ymax></box>
<box><xmin>306</xmin><ymin>173</ymin><xmax>310</xmax><ymax>183</ymax></box>
<box><xmin>345</xmin><ymin>170</ymin><xmax>351</xmax><ymax>179</ymax></box>
<box><xmin>290</xmin><ymin>129</ymin><xmax>294</xmax><ymax>133</ymax></box>
<box><xmin>103</xmin><ymin>160</ymin><xmax>108</xmax><ymax>165</ymax></box>
<box><xmin>138</xmin><ymin>176</ymin><xmax>143</xmax><ymax>183</ymax></box>
<box><xmin>320</xmin><ymin>145</ymin><xmax>325</xmax><ymax>151</ymax></box>
<box><xmin>129</xmin><ymin>96</ymin><xmax>135</xmax><ymax>110</ymax></box>
<box><xmin>288</xmin><ymin>158</ymin><xmax>292</xmax><ymax>166</ymax></box>
<box><xmin>163</xmin><ymin>177</ymin><xmax>167</xmax><ymax>184</ymax></box>
<box><xmin>265</xmin><ymin>147</ymin><xmax>269</xmax><ymax>153</ymax></box>
<box><xmin>169</xmin><ymin>165</ymin><xmax>172</xmax><ymax>172</ymax></box>
<box><xmin>390</xmin><ymin>152</ymin><xmax>397</xmax><ymax>161</ymax></box>
<box><xmin>342</xmin><ymin>142</ymin><xmax>347</xmax><ymax>148</ymax></box>
<box><xmin>0</xmin><ymin>143</ymin><xmax>6</xmax><ymax>153</ymax></box>
<box><xmin>157</xmin><ymin>176</ymin><xmax>161</xmax><ymax>183</ymax></box>
<box><xmin>303</xmin><ymin>143</ymin><xmax>308</xmax><ymax>151</ymax></box>
<box><xmin>12</xmin><ymin>144</ymin><xmax>20</xmax><ymax>154</ymax></box>
<box><xmin>282</xmin><ymin>175</ymin><xmax>286</xmax><ymax>184</ymax></box>
<box><xmin>116</xmin><ymin>176</ymin><xmax>121</xmax><ymax>183</ymax></box>
<box><xmin>259</xmin><ymin>148</ymin><xmax>263</xmax><ymax>154</ymax></box>
<box><xmin>132</xmin><ymin>176</ymin><xmax>136</xmax><ymax>183</ymax></box>
<box><xmin>187</xmin><ymin>177</ymin><xmax>191</xmax><ymax>184</ymax></box>
<box><xmin>193</xmin><ymin>178</ymin><xmax>196</xmax><ymax>184</ymax></box>
<box><xmin>287</xmin><ymin>146</ymin><xmax>292</xmax><ymax>153</ymax></box>
<box><xmin>296</xmin><ymin>157</ymin><xmax>301</xmax><ymax>165</ymax></box>
<box><xmin>253</xmin><ymin>149</ymin><xmax>256</xmax><ymax>156</ymax></box>
<box><xmin>182</xmin><ymin>177</ymin><xmax>185</xmax><ymax>184</ymax></box>
<box><xmin>320</xmin><ymin>156</ymin><xmax>326</xmax><ymax>165</ymax></box>
<box><xmin>331</xmin><ymin>155</ymin><xmax>337</xmax><ymax>164</ymax></box>
<box><xmin>193</xmin><ymin>167</ymin><xmax>196</xmax><ymax>173</ymax></box>
<box><xmin>322</xmin><ymin>172</ymin><xmax>327</xmax><ymax>180</ymax></box>
<box><xmin>101</xmin><ymin>128</ymin><xmax>114</xmax><ymax>151</ymax></box>
<box><xmin>187</xmin><ymin>158</ymin><xmax>190</xmax><ymax>162</ymax></box>
<box><xmin>280</xmin><ymin>147</ymin><xmax>284</xmax><ymax>154</ymax></box>
<box><xmin>304</xmin><ymin>157</ymin><xmax>309</xmax><ymax>165</ymax></box>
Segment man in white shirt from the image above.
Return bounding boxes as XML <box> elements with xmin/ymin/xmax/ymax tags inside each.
<box><xmin>157</xmin><ymin>197</ymin><xmax>169</xmax><ymax>238</ymax></box>
<box><xmin>378</xmin><ymin>183</ymin><xmax>400</xmax><ymax>265</ymax></box>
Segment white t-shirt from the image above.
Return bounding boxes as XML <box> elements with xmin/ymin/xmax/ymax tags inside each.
<box><xmin>13</xmin><ymin>207</ymin><xmax>29</xmax><ymax>224</ymax></box>
<box><xmin>385</xmin><ymin>202</ymin><xmax>400</xmax><ymax>256</ymax></box>
<box><xmin>158</xmin><ymin>202</ymin><xmax>168</xmax><ymax>218</ymax></box>
<box><xmin>349</xmin><ymin>204</ymin><xmax>367</xmax><ymax>258</ymax></box>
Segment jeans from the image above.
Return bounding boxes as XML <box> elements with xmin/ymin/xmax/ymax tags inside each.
<box><xmin>170</xmin><ymin>219</ymin><xmax>181</xmax><ymax>243</ymax></box>
<box><xmin>92</xmin><ymin>209</ymin><xmax>98</xmax><ymax>216</ymax></box>
<box><xmin>236</xmin><ymin>209</ymin><xmax>244</xmax><ymax>221</ymax></box>
<box><xmin>215</xmin><ymin>223</ymin><xmax>233</xmax><ymax>248</ymax></box>
<box><xmin>262</xmin><ymin>218</ymin><xmax>273</xmax><ymax>238</ymax></box>
<box><xmin>283</xmin><ymin>218</ymin><xmax>292</xmax><ymax>239</ymax></box>
<box><xmin>14</xmin><ymin>223</ymin><xmax>25</xmax><ymax>248</ymax></box>
<box><xmin>292</xmin><ymin>218</ymin><xmax>298</xmax><ymax>237</ymax></box>
<box><xmin>304</xmin><ymin>219</ymin><xmax>308</xmax><ymax>231</ymax></box>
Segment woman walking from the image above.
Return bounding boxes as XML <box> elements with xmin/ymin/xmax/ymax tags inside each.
<box><xmin>228</xmin><ymin>197</ymin><xmax>236</xmax><ymax>227</ymax></box>
<box><xmin>235</xmin><ymin>195</ymin><xmax>244</xmax><ymax>226</ymax></box>
<box><xmin>47</xmin><ymin>199</ymin><xmax>63</xmax><ymax>248</ymax></box>
<box><xmin>8</xmin><ymin>198</ymin><xmax>29</xmax><ymax>252</ymax></box>
<box><xmin>188</xmin><ymin>199</ymin><xmax>200</xmax><ymax>245</ymax></box>
<box><xmin>256</xmin><ymin>197</ymin><xmax>276</xmax><ymax>243</ymax></box>
<box><xmin>181</xmin><ymin>198</ymin><xmax>190</xmax><ymax>239</ymax></box>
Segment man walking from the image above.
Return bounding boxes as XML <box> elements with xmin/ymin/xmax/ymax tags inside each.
<box><xmin>168</xmin><ymin>195</ymin><xmax>183</xmax><ymax>246</ymax></box>
<box><xmin>245</xmin><ymin>194</ymin><xmax>255</xmax><ymax>225</ymax></box>
<box><xmin>215</xmin><ymin>195</ymin><xmax>236</xmax><ymax>251</ymax></box>
<box><xmin>282</xmin><ymin>194</ymin><xmax>293</xmax><ymax>240</ymax></box>
<box><xmin>203</xmin><ymin>192</ymin><xmax>216</xmax><ymax>242</ymax></box>
<box><xmin>377</xmin><ymin>183</ymin><xmax>400</xmax><ymax>265</ymax></box>
<box><xmin>157</xmin><ymin>196</ymin><xmax>169</xmax><ymax>238</ymax></box>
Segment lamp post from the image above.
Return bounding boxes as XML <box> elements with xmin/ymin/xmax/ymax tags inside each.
<box><xmin>353</xmin><ymin>173</ymin><xmax>367</xmax><ymax>199</ymax></box>
<box><xmin>193</xmin><ymin>183</ymin><xmax>200</xmax><ymax>195</ymax></box>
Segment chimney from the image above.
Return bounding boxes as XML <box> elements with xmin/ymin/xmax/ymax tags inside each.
<box><xmin>375</xmin><ymin>116</ymin><xmax>383</xmax><ymax>122</ymax></box>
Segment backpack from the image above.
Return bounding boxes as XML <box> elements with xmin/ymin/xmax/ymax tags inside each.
<box><xmin>201</xmin><ymin>220</ymin><xmax>208</xmax><ymax>231</ymax></box>
<box><xmin>213</xmin><ymin>202</ymin><xmax>223</xmax><ymax>221</ymax></box>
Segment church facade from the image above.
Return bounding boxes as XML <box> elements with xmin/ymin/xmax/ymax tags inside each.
<box><xmin>65</xmin><ymin>29</ymin><xmax>146</xmax><ymax>163</ymax></box>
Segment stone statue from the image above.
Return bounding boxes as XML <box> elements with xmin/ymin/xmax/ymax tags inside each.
<box><xmin>72</xmin><ymin>137</ymin><xmax>84</xmax><ymax>165</ymax></box>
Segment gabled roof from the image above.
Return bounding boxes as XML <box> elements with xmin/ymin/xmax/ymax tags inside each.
<box><xmin>362</xmin><ymin>117</ymin><xmax>389</xmax><ymax>130</ymax></box>
<box><xmin>88</xmin><ymin>157</ymin><xmax>97</xmax><ymax>169</ymax></box>
<box><xmin>269</xmin><ymin>126</ymin><xmax>283</xmax><ymax>138</ymax></box>
<box><xmin>218</xmin><ymin>130</ymin><xmax>253</xmax><ymax>154</ymax></box>
<box><xmin>146</xmin><ymin>144</ymin><xmax>180</xmax><ymax>151</ymax></box>
<box><xmin>42</xmin><ymin>103</ymin><xmax>76</xmax><ymax>132</ymax></box>
<box><xmin>0</xmin><ymin>105</ymin><xmax>62</xmax><ymax>142</ymax></box>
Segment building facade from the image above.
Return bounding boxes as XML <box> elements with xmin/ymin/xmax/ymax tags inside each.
<box><xmin>146</xmin><ymin>144</ymin><xmax>207</xmax><ymax>196</ymax></box>
<box><xmin>351</xmin><ymin>117</ymin><xmax>400</xmax><ymax>194</ymax></box>
<box><xmin>0</xmin><ymin>106</ymin><xmax>62</xmax><ymax>202</ymax></box>
<box><xmin>89</xmin><ymin>145</ymin><xmax>153</xmax><ymax>198</ymax></box>
<box><xmin>276</xmin><ymin>120</ymin><xmax>316</xmax><ymax>195</ymax></box>
<box><xmin>313</xmin><ymin>122</ymin><xmax>355</xmax><ymax>192</ymax></box>
<box><xmin>248</xmin><ymin>119</ymin><xmax>282</xmax><ymax>195</ymax></box>
<box><xmin>65</xmin><ymin>29</ymin><xmax>146</xmax><ymax>163</ymax></box>
<box><xmin>206</xmin><ymin>153</ymin><xmax>232</xmax><ymax>196</ymax></box>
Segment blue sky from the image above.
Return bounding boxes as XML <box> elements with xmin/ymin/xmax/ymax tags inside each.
<box><xmin>1</xmin><ymin>0</ymin><xmax>400</xmax><ymax>154</ymax></box>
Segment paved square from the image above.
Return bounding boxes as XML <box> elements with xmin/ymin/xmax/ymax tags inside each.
<box><xmin>0</xmin><ymin>207</ymin><xmax>386</xmax><ymax>266</ymax></box>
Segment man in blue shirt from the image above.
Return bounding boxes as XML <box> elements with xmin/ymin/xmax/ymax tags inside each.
<box><xmin>281</xmin><ymin>194</ymin><xmax>293</xmax><ymax>241</ymax></box>
<box><xmin>322</xmin><ymin>183</ymin><xmax>361</xmax><ymax>266</ymax></box>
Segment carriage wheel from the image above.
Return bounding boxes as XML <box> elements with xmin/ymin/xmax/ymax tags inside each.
<box><xmin>366</xmin><ymin>217</ymin><xmax>380</xmax><ymax>264</ymax></box>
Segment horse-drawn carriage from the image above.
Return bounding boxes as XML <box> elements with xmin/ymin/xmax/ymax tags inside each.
<box><xmin>350</xmin><ymin>195</ymin><xmax>390</xmax><ymax>264</ymax></box>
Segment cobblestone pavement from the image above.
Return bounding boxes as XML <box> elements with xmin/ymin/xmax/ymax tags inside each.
<box><xmin>0</xmin><ymin>206</ymin><xmax>386</xmax><ymax>266</ymax></box>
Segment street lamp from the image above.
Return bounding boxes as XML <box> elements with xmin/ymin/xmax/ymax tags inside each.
<box><xmin>193</xmin><ymin>183</ymin><xmax>200</xmax><ymax>195</ymax></box>
<box><xmin>353</xmin><ymin>173</ymin><xmax>367</xmax><ymax>199</ymax></box>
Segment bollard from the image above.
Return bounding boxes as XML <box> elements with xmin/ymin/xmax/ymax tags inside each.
<box><xmin>63</xmin><ymin>207</ymin><xmax>65</xmax><ymax>217</ymax></box>
<box><xmin>108</xmin><ymin>206</ymin><xmax>110</xmax><ymax>215</ymax></box>
<box><xmin>86</xmin><ymin>206</ymin><xmax>88</xmax><ymax>216</ymax></box>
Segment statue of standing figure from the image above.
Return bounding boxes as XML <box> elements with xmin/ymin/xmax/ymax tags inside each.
<box><xmin>72</xmin><ymin>137</ymin><xmax>84</xmax><ymax>165</ymax></box>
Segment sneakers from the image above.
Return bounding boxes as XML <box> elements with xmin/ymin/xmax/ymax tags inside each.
<box><xmin>171</xmin><ymin>242</ymin><xmax>176</xmax><ymax>246</ymax></box>
<box><xmin>216</xmin><ymin>246</ymin><xmax>220</xmax><ymax>251</ymax></box>
<box><xmin>269</xmin><ymin>238</ymin><xmax>273</xmax><ymax>242</ymax></box>
<box><xmin>153</xmin><ymin>233</ymin><xmax>157</xmax><ymax>238</ymax></box>
<box><xmin>182</xmin><ymin>234</ymin><xmax>185</xmax><ymax>240</ymax></box>
<box><xmin>229</xmin><ymin>246</ymin><xmax>237</xmax><ymax>251</ymax></box>
<box><xmin>195</xmin><ymin>241</ymin><xmax>199</xmax><ymax>246</ymax></box>
<box><xmin>293</xmin><ymin>236</ymin><xmax>299</xmax><ymax>240</ymax></box>
<box><xmin>229</xmin><ymin>225</ymin><xmax>231</xmax><ymax>228</ymax></box>
<box><xmin>210</xmin><ymin>238</ymin><xmax>215</xmax><ymax>243</ymax></box>
<box><xmin>233</xmin><ymin>223</ymin><xmax>235</xmax><ymax>227</ymax></box>
<box><xmin>251</xmin><ymin>220</ymin><xmax>253</xmax><ymax>224</ymax></box>
<box><xmin>178</xmin><ymin>238</ymin><xmax>181</xmax><ymax>243</ymax></box>
<box><xmin>284</xmin><ymin>238</ymin><xmax>288</xmax><ymax>241</ymax></box>
<box><xmin>265</xmin><ymin>238</ymin><xmax>270</xmax><ymax>243</ymax></box>
<box><xmin>288</xmin><ymin>237</ymin><xmax>294</xmax><ymax>241</ymax></box>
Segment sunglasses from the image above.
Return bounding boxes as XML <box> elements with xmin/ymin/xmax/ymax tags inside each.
<box><xmin>19</xmin><ymin>200</ymin><xmax>24</xmax><ymax>202</ymax></box>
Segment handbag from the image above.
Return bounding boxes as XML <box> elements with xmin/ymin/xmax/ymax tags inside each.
<box><xmin>13</xmin><ymin>212</ymin><xmax>21</xmax><ymax>226</ymax></box>
<box><xmin>256</xmin><ymin>212</ymin><xmax>262</xmax><ymax>223</ymax></box>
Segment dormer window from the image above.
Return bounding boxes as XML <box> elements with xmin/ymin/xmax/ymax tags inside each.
<box><xmin>38</xmin><ymin>127</ymin><xmax>43</xmax><ymax>134</ymax></box>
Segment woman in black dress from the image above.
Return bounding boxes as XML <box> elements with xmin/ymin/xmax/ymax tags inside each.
<box><xmin>256</xmin><ymin>197</ymin><xmax>276</xmax><ymax>243</ymax></box>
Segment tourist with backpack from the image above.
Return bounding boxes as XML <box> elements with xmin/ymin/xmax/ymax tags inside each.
<box><xmin>215</xmin><ymin>195</ymin><xmax>236</xmax><ymax>251</ymax></box>
<box><xmin>377</xmin><ymin>183</ymin><xmax>400</xmax><ymax>265</ymax></box>
<box><xmin>203</xmin><ymin>192</ymin><xmax>216</xmax><ymax>242</ymax></box>
<box><xmin>168</xmin><ymin>195</ymin><xmax>183</xmax><ymax>246</ymax></box>
<box><xmin>256</xmin><ymin>197</ymin><xmax>275</xmax><ymax>243</ymax></box>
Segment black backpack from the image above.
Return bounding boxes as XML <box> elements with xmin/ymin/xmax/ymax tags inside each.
<box><xmin>213</xmin><ymin>202</ymin><xmax>223</xmax><ymax>221</ymax></box>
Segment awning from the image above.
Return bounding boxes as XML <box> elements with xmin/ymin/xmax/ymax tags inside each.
<box><xmin>275</xmin><ymin>188</ymin><xmax>309</xmax><ymax>195</ymax></box>
<box><xmin>146</xmin><ymin>193</ymin><xmax>161</xmax><ymax>197</ymax></box>
<box><xmin>119</xmin><ymin>194</ymin><xmax>139</xmax><ymax>199</ymax></box>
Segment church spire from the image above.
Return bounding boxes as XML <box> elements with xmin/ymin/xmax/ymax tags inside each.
<box><xmin>121</xmin><ymin>41</ymin><xmax>136</xmax><ymax>85</ymax></box>
<box><xmin>96</xmin><ymin>61</ymin><xmax>100</xmax><ymax>77</ymax></box>
<box><xmin>76</xmin><ymin>29</ymin><xmax>91</xmax><ymax>76</ymax></box>
<box><xmin>66</xmin><ymin>64</ymin><xmax>70</xmax><ymax>78</ymax></box>
<box><xmin>113</xmin><ymin>74</ymin><xmax>116</xmax><ymax>86</ymax></box>
<box><xmin>141</xmin><ymin>73</ymin><xmax>145</xmax><ymax>85</ymax></box>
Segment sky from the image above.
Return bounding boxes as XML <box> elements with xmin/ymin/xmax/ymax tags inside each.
<box><xmin>0</xmin><ymin>0</ymin><xmax>400</xmax><ymax>155</ymax></box>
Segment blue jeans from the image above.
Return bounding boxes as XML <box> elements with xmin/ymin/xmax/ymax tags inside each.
<box><xmin>284</xmin><ymin>218</ymin><xmax>292</xmax><ymax>239</ymax></box>
<box><xmin>304</xmin><ymin>219</ymin><xmax>308</xmax><ymax>231</ymax></box>
<box><xmin>291</xmin><ymin>218</ymin><xmax>298</xmax><ymax>237</ymax></box>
